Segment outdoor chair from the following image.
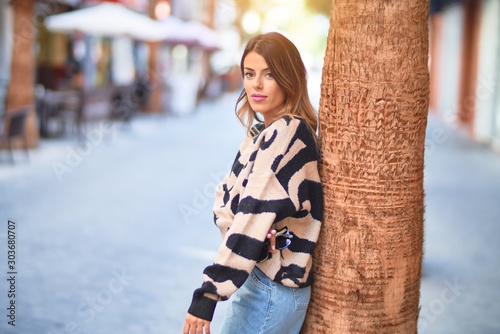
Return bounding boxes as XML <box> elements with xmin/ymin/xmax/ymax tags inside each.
<box><xmin>76</xmin><ymin>87</ymin><xmax>113</xmax><ymax>140</ymax></box>
<box><xmin>0</xmin><ymin>105</ymin><xmax>30</xmax><ymax>163</ymax></box>
<box><xmin>38</xmin><ymin>88</ymin><xmax>81</xmax><ymax>138</ymax></box>
<box><xmin>111</xmin><ymin>84</ymin><xmax>138</xmax><ymax>122</ymax></box>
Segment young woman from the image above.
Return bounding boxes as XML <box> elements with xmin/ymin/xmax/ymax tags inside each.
<box><xmin>183</xmin><ymin>32</ymin><xmax>323</xmax><ymax>334</ymax></box>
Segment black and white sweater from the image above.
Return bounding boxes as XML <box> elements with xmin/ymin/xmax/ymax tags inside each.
<box><xmin>188</xmin><ymin>116</ymin><xmax>323</xmax><ymax>321</ymax></box>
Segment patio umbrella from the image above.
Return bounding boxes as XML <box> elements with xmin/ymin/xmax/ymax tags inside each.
<box><xmin>182</xmin><ymin>21</ymin><xmax>220</xmax><ymax>51</ymax></box>
<box><xmin>157</xmin><ymin>16</ymin><xmax>221</xmax><ymax>51</ymax></box>
<box><xmin>44</xmin><ymin>3</ymin><xmax>165</xmax><ymax>41</ymax></box>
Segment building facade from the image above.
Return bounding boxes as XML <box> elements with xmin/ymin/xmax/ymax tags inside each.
<box><xmin>431</xmin><ymin>0</ymin><xmax>500</xmax><ymax>151</ymax></box>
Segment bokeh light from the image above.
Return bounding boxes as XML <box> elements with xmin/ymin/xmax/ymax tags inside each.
<box><xmin>154</xmin><ymin>0</ymin><xmax>171</xmax><ymax>20</ymax></box>
<box><xmin>242</xmin><ymin>10</ymin><xmax>261</xmax><ymax>35</ymax></box>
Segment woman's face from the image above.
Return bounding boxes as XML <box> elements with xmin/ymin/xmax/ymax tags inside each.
<box><xmin>243</xmin><ymin>51</ymin><xmax>286</xmax><ymax>126</ymax></box>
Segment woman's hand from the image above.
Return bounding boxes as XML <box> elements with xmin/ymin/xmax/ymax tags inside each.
<box><xmin>183</xmin><ymin>313</ymin><xmax>211</xmax><ymax>334</ymax></box>
<box><xmin>266</xmin><ymin>229</ymin><xmax>277</xmax><ymax>253</ymax></box>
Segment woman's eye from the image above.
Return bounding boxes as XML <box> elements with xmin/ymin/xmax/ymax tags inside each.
<box><xmin>265</xmin><ymin>72</ymin><xmax>273</xmax><ymax>78</ymax></box>
<box><xmin>244</xmin><ymin>72</ymin><xmax>254</xmax><ymax>78</ymax></box>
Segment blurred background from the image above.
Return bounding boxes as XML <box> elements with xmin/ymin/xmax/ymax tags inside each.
<box><xmin>0</xmin><ymin>0</ymin><xmax>499</xmax><ymax>333</ymax></box>
<box><xmin>0</xmin><ymin>0</ymin><xmax>329</xmax><ymax>140</ymax></box>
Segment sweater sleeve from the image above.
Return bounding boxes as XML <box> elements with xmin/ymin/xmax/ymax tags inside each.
<box><xmin>188</xmin><ymin>118</ymin><xmax>317</xmax><ymax>321</ymax></box>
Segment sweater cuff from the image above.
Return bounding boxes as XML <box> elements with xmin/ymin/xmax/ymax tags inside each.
<box><xmin>187</xmin><ymin>291</ymin><xmax>218</xmax><ymax>322</ymax></box>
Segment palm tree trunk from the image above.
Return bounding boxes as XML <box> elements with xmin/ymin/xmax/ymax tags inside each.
<box><xmin>6</xmin><ymin>0</ymin><xmax>38</xmax><ymax>148</ymax></box>
<box><xmin>302</xmin><ymin>1</ymin><xmax>429</xmax><ymax>333</ymax></box>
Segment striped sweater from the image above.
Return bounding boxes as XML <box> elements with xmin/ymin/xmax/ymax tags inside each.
<box><xmin>188</xmin><ymin>116</ymin><xmax>323</xmax><ymax>321</ymax></box>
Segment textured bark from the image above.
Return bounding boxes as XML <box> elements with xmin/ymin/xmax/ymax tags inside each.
<box><xmin>301</xmin><ymin>1</ymin><xmax>429</xmax><ymax>333</ymax></box>
<box><xmin>6</xmin><ymin>0</ymin><xmax>38</xmax><ymax>148</ymax></box>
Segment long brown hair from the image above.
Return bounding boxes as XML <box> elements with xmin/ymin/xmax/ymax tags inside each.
<box><xmin>235</xmin><ymin>32</ymin><xmax>318</xmax><ymax>136</ymax></box>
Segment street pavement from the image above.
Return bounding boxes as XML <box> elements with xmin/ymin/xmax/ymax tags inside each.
<box><xmin>420</xmin><ymin>115</ymin><xmax>500</xmax><ymax>334</ymax></box>
<box><xmin>0</xmin><ymin>90</ymin><xmax>499</xmax><ymax>334</ymax></box>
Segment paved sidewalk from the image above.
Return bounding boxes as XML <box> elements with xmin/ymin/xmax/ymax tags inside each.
<box><xmin>420</xmin><ymin>115</ymin><xmax>500</xmax><ymax>333</ymax></box>
<box><xmin>0</xmin><ymin>93</ymin><xmax>499</xmax><ymax>333</ymax></box>
<box><xmin>0</xmin><ymin>92</ymin><xmax>241</xmax><ymax>334</ymax></box>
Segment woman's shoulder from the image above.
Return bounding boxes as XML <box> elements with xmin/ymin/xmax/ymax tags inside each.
<box><xmin>267</xmin><ymin>116</ymin><xmax>317</xmax><ymax>145</ymax></box>
<box><xmin>253</xmin><ymin>116</ymin><xmax>317</xmax><ymax>155</ymax></box>
<box><xmin>261</xmin><ymin>116</ymin><xmax>309</xmax><ymax>135</ymax></box>
<box><xmin>245</xmin><ymin>115</ymin><xmax>316</xmax><ymax>147</ymax></box>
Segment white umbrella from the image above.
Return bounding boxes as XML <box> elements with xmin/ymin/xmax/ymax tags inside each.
<box><xmin>157</xmin><ymin>16</ymin><xmax>221</xmax><ymax>50</ymax></box>
<box><xmin>182</xmin><ymin>21</ymin><xmax>220</xmax><ymax>51</ymax></box>
<box><xmin>44</xmin><ymin>3</ymin><xmax>165</xmax><ymax>41</ymax></box>
<box><xmin>156</xmin><ymin>15</ymin><xmax>195</xmax><ymax>45</ymax></box>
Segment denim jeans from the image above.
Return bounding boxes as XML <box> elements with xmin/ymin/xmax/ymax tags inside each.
<box><xmin>219</xmin><ymin>266</ymin><xmax>311</xmax><ymax>334</ymax></box>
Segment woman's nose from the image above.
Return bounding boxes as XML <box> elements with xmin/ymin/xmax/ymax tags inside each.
<box><xmin>253</xmin><ymin>76</ymin><xmax>263</xmax><ymax>90</ymax></box>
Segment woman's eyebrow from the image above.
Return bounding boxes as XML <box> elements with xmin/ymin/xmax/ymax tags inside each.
<box><xmin>243</xmin><ymin>67</ymin><xmax>270</xmax><ymax>72</ymax></box>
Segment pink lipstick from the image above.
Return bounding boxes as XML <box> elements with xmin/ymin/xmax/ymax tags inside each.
<box><xmin>251</xmin><ymin>94</ymin><xmax>267</xmax><ymax>102</ymax></box>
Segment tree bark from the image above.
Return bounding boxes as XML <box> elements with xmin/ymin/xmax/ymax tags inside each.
<box><xmin>302</xmin><ymin>1</ymin><xmax>429</xmax><ymax>333</ymax></box>
<box><xmin>6</xmin><ymin>0</ymin><xmax>38</xmax><ymax>148</ymax></box>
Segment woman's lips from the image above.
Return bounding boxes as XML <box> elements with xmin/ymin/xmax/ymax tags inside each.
<box><xmin>251</xmin><ymin>94</ymin><xmax>267</xmax><ymax>102</ymax></box>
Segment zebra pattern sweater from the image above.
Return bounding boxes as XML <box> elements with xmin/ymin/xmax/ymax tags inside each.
<box><xmin>188</xmin><ymin>116</ymin><xmax>323</xmax><ymax>321</ymax></box>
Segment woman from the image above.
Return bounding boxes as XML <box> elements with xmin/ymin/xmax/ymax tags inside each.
<box><xmin>183</xmin><ymin>32</ymin><xmax>323</xmax><ymax>334</ymax></box>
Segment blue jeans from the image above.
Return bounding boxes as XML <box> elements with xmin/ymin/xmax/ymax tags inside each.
<box><xmin>219</xmin><ymin>267</ymin><xmax>311</xmax><ymax>334</ymax></box>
